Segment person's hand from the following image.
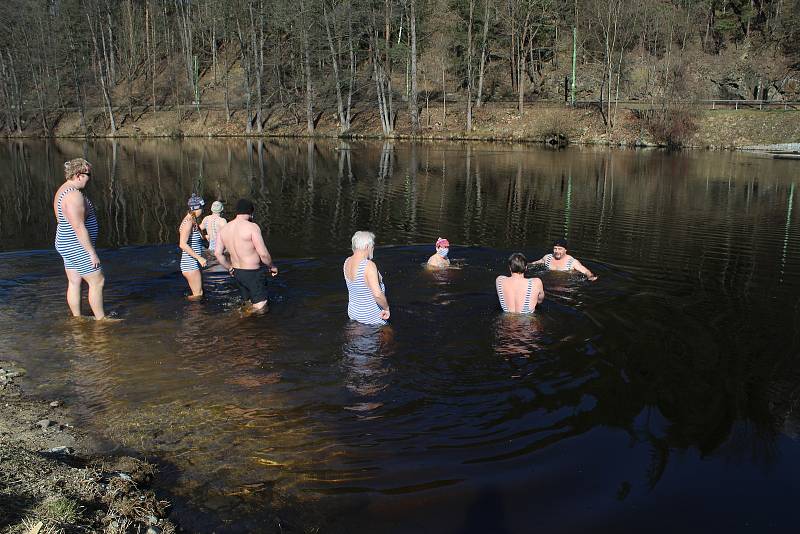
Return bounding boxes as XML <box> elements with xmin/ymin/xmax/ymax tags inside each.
<box><xmin>269</xmin><ymin>266</ymin><xmax>278</xmax><ymax>277</ymax></box>
<box><xmin>89</xmin><ymin>252</ymin><xmax>101</xmax><ymax>269</ymax></box>
<box><xmin>199</xmin><ymin>257</ymin><xmax>208</xmax><ymax>268</ymax></box>
<box><xmin>379</xmin><ymin>308</ymin><xmax>390</xmax><ymax>320</ymax></box>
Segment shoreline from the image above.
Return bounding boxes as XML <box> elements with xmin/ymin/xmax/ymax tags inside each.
<box><xmin>0</xmin><ymin>360</ymin><xmax>178</xmax><ymax>533</ymax></box>
<box><xmin>2</xmin><ymin>104</ymin><xmax>798</xmax><ymax>151</ymax></box>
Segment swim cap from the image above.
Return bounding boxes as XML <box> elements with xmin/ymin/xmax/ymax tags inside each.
<box><xmin>553</xmin><ymin>238</ymin><xmax>568</xmax><ymax>249</ymax></box>
<box><xmin>436</xmin><ymin>237</ymin><xmax>450</xmax><ymax>248</ymax></box>
<box><xmin>187</xmin><ymin>193</ymin><xmax>205</xmax><ymax>210</ymax></box>
<box><xmin>211</xmin><ymin>201</ymin><xmax>224</xmax><ymax>213</ymax></box>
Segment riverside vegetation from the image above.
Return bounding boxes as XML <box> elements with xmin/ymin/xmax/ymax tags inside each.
<box><xmin>0</xmin><ymin>0</ymin><xmax>799</xmax><ymax>147</ymax></box>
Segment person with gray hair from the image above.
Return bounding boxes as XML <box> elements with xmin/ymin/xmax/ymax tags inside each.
<box><xmin>53</xmin><ymin>158</ymin><xmax>106</xmax><ymax>320</ymax></box>
<box><xmin>343</xmin><ymin>231</ymin><xmax>390</xmax><ymax>325</ymax></box>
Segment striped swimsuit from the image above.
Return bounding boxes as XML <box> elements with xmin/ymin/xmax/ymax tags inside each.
<box><xmin>55</xmin><ymin>187</ymin><xmax>100</xmax><ymax>276</ymax></box>
<box><xmin>204</xmin><ymin>216</ymin><xmax>221</xmax><ymax>252</ymax></box>
<box><xmin>180</xmin><ymin>218</ymin><xmax>203</xmax><ymax>272</ymax></box>
<box><xmin>544</xmin><ymin>254</ymin><xmax>574</xmax><ymax>271</ymax></box>
<box><xmin>344</xmin><ymin>258</ymin><xmax>387</xmax><ymax>325</ymax></box>
<box><xmin>496</xmin><ymin>277</ymin><xmax>535</xmax><ymax>314</ymax></box>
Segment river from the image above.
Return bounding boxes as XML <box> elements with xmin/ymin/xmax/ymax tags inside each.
<box><xmin>0</xmin><ymin>139</ymin><xmax>798</xmax><ymax>532</ymax></box>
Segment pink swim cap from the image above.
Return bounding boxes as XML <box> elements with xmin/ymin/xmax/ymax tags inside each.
<box><xmin>435</xmin><ymin>237</ymin><xmax>450</xmax><ymax>248</ymax></box>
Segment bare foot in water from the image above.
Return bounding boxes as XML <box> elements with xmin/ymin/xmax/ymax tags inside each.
<box><xmin>187</xmin><ymin>293</ymin><xmax>203</xmax><ymax>301</ymax></box>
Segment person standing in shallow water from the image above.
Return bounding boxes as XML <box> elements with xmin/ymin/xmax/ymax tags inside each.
<box><xmin>200</xmin><ymin>200</ymin><xmax>227</xmax><ymax>256</ymax></box>
<box><xmin>528</xmin><ymin>238</ymin><xmax>598</xmax><ymax>281</ymax></box>
<box><xmin>344</xmin><ymin>231</ymin><xmax>390</xmax><ymax>325</ymax></box>
<box><xmin>426</xmin><ymin>237</ymin><xmax>451</xmax><ymax>269</ymax></box>
<box><xmin>215</xmin><ymin>199</ymin><xmax>278</xmax><ymax>312</ymax></box>
<box><xmin>53</xmin><ymin>158</ymin><xmax>106</xmax><ymax>320</ymax></box>
<box><xmin>179</xmin><ymin>194</ymin><xmax>208</xmax><ymax>299</ymax></box>
<box><xmin>496</xmin><ymin>253</ymin><xmax>545</xmax><ymax>314</ymax></box>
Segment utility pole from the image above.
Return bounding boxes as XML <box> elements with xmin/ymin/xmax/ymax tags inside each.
<box><xmin>571</xmin><ymin>27</ymin><xmax>576</xmax><ymax>106</ymax></box>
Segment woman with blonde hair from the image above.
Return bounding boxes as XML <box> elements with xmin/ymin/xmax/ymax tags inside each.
<box><xmin>53</xmin><ymin>158</ymin><xmax>105</xmax><ymax>320</ymax></box>
<box><xmin>179</xmin><ymin>194</ymin><xmax>208</xmax><ymax>299</ymax></box>
<box><xmin>343</xmin><ymin>231</ymin><xmax>390</xmax><ymax>325</ymax></box>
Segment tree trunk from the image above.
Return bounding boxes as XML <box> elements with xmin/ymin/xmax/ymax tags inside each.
<box><xmin>466</xmin><ymin>0</ymin><xmax>474</xmax><ymax>131</ymax></box>
<box><xmin>408</xmin><ymin>0</ymin><xmax>420</xmax><ymax>133</ymax></box>
<box><xmin>324</xmin><ymin>2</ymin><xmax>348</xmax><ymax>133</ymax></box>
<box><xmin>475</xmin><ymin>0</ymin><xmax>491</xmax><ymax>108</ymax></box>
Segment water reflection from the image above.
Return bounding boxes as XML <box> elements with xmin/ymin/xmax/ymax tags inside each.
<box><xmin>0</xmin><ymin>140</ymin><xmax>799</xmax><ymax>531</ymax></box>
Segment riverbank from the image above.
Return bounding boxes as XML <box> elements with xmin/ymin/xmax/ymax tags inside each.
<box><xmin>7</xmin><ymin>103</ymin><xmax>800</xmax><ymax>150</ymax></box>
<box><xmin>0</xmin><ymin>360</ymin><xmax>177</xmax><ymax>534</ymax></box>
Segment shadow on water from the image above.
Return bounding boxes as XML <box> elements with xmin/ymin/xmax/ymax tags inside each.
<box><xmin>1</xmin><ymin>139</ymin><xmax>799</xmax><ymax>532</ymax></box>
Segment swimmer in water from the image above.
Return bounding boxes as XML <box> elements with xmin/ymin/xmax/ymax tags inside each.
<box><xmin>528</xmin><ymin>238</ymin><xmax>597</xmax><ymax>281</ymax></box>
<box><xmin>496</xmin><ymin>253</ymin><xmax>545</xmax><ymax>314</ymax></box>
<box><xmin>214</xmin><ymin>198</ymin><xmax>278</xmax><ymax>312</ymax></box>
<box><xmin>200</xmin><ymin>200</ymin><xmax>227</xmax><ymax>256</ymax></box>
<box><xmin>179</xmin><ymin>194</ymin><xmax>208</xmax><ymax>299</ymax></box>
<box><xmin>426</xmin><ymin>237</ymin><xmax>451</xmax><ymax>269</ymax></box>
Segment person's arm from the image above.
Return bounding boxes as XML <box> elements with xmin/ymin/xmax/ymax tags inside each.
<box><xmin>533</xmin><ymin>278</ymin><xmax>545</xmax><ymax>303</ymax></box>
<box><xmin>215</xmin><ymin>231</ymin><xmax>231</xmax><ymax>272</ymax></box>
<box><xmin>179</xmin><ymin>219</ymin><xmax>207</xmax><ymax>267</ymax></box>
<box><xmin>62</xmin><ymin>191</ymin><xmax>100</xmax><ymax>269</ymax></box>
<box><xmin>252</xmin><ymin>225</ymin><xmax>278</xmax><ymax>276</ymax></box>
<box><xmin>364</xmin><ymin>261</ymin><xmax>390</xmax><ymax>320</ymax></box>
<box><xmin>527</xmin><ymin>256</ymin><xmax>546</xmax><ymax>267</ymax></box>
<box><xmin>572</xmin><ymin>259</ymin><xmax>597</xmax><ymax>281</ymax></box>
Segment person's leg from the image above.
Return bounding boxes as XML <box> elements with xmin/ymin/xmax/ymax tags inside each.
<box><xmin>183</xmin><ymin>270</ymin><xmax>203</xmax><ymax>299</ymax></box>
<box><xmin>249</xmin><ymin>271</ymin><xmax>269</xmax><ymax>312</ymax></box>
<box><xmin>65</xmin><ymin>268</ymin><xmax>82</xmax><ymax>317</ymax></box>
<box><xmin>83</xmin><ymin>270</ymin><xmax>106</xmax><ymax>320</ymax></box>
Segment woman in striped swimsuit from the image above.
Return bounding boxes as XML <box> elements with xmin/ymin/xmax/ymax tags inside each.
<box><xmin>496</xmin><ymin>253</ymin><xmax>544</xmax><ymax>314</ymax></box>
<box><xmin>200</xmin><ymin>200</ymin><xmax>227</xmax><ymax>256</ymax></box>
<box><xmin>53</xmin><ymin>158</ymin><xmax>106</xmax><ymax>320</ymax></box>
<box><xmin>179</xmin><ymin>194</ymin><xmax>208</xmax><ymax>299</ymax></box>
<box><xmin>344</xmin><ymin>231</ymin><xmax>390</xmax><ymax>325</ymax></box>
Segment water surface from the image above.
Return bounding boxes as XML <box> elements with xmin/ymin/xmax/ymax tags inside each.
<box><xmin>1</xmin><ymin>139</ymin><xmax>799</xmax><ymax>532</ymax></box>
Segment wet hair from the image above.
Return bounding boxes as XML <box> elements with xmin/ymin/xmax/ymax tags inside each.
<box><xmin>351</xmin><ymin>231</ymin><xmax>375</xmax><ymax>251</ymax></box>
<box><xmin>553</xmin><ymin>238</ymin><xmax>568</xmax><ymax>249</ymax></box>
<box><xmin>64</xmin><ymin>158</ymin><xmax>91</xmax><ymax>181</ymax></box>
<box><xmin>508</xmin><ymin>252</ymin><xmax>527</xmax><ymax>274</ymax></box>
<box><xmin>236</xmin><ymin>198</ymin><xmax>255</xmax><ymax>215</ymax></box>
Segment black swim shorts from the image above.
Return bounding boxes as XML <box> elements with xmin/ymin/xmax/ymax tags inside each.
<box><xmin>232</xmin><ymin>267</ymin><xmax>268</xmax><ymax>304</ymax></box>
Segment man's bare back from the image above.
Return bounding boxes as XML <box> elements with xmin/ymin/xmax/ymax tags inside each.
<box><xmin>217</xmin><ymin>217</ymin><xmax>267</xmax><ymax>270</ymax></box>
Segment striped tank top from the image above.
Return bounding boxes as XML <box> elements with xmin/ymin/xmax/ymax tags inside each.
<box><xmin>544</xmin><ymin>254</ymin><xmax>574</xmax><ymax>271</ymax></box>
<box><xmin>496</xmin><ymin>277</ymin><xmax>535</xmax><ymax>314</ymax></box>
<box><xmin>179</xmin><ymin>218</ymin><xmax>203</xmax><ymax>272</ymax></box>
<box><xmin>54</xmin><ymin>187</ymin><xmax>100</xmax><ymax>275</ymax></box>
<box><xmin>344</xmin><ymin>258</ymin><xmax>387</xmax><ymax>325</ymax></box>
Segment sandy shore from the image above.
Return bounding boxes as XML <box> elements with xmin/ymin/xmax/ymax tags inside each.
<box><xmin>0</xmin><ymin>360</ymin><xmax>178</xmax><ymax>534</ymax></box>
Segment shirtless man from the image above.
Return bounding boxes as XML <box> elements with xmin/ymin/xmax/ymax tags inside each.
<box><xmin>528</xmin><ymin>238</ymin><xmax>597</xmax><ymax>281</ymax></box>
<box><xmin>214</xmin><ymin>199</ymin><xmax>278</xmax><ymax>311</ymax></box>
<box><xmin>426</xmin><ymin>237</ymin><xmax>450</xmax><ymax>269</ymax></box>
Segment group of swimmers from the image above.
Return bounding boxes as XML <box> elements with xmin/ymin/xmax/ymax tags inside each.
<box><xmin>53</xmin><ymin>157</ymin><xmax>597</xmax><ymax>323</ymax></box>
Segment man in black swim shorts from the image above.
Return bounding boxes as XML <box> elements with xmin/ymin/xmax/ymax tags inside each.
<box><xmin>214</xmin><ymin>199</ymin><xmax>279</xmax><ymax>311</ymax></box>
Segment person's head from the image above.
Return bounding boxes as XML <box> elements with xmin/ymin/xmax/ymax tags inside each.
<box><xmin>435</xmin><ymin>237</ymin><xmax>450</xmax><ymax>258</ymax></box>
<box><xmin>64</xmin><ymin>158</ymin><xmax>92</xmax><ymax>188</ymax></box>
<box><xmin>351</xmin><ymin>231</ymin><xmax>376</xmax><ymax>258</ymax></box>
<box><xmin>235</xmin><ymin>198</ymin><xmax>255</xmax><ymax>218</ymax></box>
<box><xmin>187</xmin><ymin>193</ymin><xmax>205</xmax><ymax>216</ymax></box>
<box><xmin>552</xmin><ymin>238</ymin><xmax>568</xmax><ymax>259</ymax></box>
<box><xmin>508</xmin><ymin>252</ymin><xmax>527</xmax><ymax>274</ymax></box>
<box><xmin>211</xmin><ymin>200</ymin><xmax>224</xmax><ymax>214</ymax></box>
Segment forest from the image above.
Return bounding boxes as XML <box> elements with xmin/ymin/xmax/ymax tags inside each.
<box><xmin>0</xmin><ymin>0</ymin><xmax>798</xmax><ymax>138</ymax></box>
